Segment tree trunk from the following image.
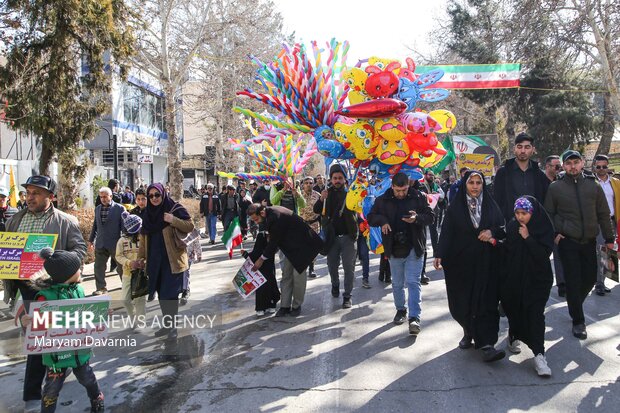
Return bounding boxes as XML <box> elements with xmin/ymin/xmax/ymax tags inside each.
<box><xmin>39</xmin><ymin>138</ymin><xmax>53</xmax><ymax>176</ymax></box>
<box><xmin>164</xmin><ymin>83</ymin><xmax>183</xmax><ymax>201</ymax></box>
<box><xmin>594</xmin><ymin>92</ymin><xmax>614</xmax><ymax>159</ymax></box>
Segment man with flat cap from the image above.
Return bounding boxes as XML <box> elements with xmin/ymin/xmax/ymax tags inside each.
<box><xmin>5</xmin><ymin>175</ymin><xmax>86</xmax><ymax>411</ymax></box>
<box><xmin>544</xmin><ymin>151</ymin><xmax>614</xmax><ymax>340</ymax></box>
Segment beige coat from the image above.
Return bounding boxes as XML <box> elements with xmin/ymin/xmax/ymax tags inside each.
<box><xmin>138</xmin><ymin>217</ymin><xmax>194</xmax><ymax>274</ymax></box>
<box><xmin>115</xmin><ymin>235</ymin><xmax>140</xmax><ymax>276</ymax></box>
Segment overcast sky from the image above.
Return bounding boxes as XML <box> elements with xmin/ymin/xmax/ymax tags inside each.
<box><xmin>273</xmin><ymin>0</ymin><xmax>449</xmax><ymax>65</ymax></box>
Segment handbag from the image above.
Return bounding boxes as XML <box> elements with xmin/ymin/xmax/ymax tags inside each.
<box><xmin>130</xmin><ymin>269</ymin><xmax>149</xmax><ymax>299</ymax></box>
<box><xmin>170</xmin><ymin>203</ymin><xmax>200</xmax><ymax>249</ymax></box>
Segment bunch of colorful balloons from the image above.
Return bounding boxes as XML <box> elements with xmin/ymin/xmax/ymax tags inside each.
<box><xmin>233</xmin><ymin>40</ymin><xmax>457</xmax><ymax>252</ymax></box>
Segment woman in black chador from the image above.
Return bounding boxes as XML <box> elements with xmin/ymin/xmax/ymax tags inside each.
<box><xmin>434</xmin><ymin>171</ymin><xmax>506</xmax><ymax>362</ymax></box>
<box><xmin>242</xmin><ymin>224</ymin><xmax>280</xmax><ymax>316</ymax></box>
<box><xmin>500</xmin><ymin>196</ymin><xmax>554</xmax><ymax>377</ymax></box>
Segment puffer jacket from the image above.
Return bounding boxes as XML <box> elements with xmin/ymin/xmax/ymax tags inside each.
<box><xmin>544</xmin><ymin>172</ymin><xmax>614</xmax><ymax>243</ymax></box>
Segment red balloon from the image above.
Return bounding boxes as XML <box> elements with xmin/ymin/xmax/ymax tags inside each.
<box><xmin>336</xmin><ymin>98</ymin><xmax>407</xmax><ymax>119</ymax></box>
<box><xmin>364</xmin><ymin>62</ymin><xmax>401</xmax><ymax>98</ymax></box>
<box><xmin>404</xmin><ymin>132</ymin><xmax>447</xmax><ymax>157</ymax></box>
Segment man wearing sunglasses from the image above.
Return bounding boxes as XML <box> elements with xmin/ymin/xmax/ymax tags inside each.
<box><xmin>593</xmin><ymin>154</ymin><xmax>619</xmax><ymax>296</ymax></box>
<box><xmin>4</xmin><ymin>175</ymin><xmax>86</xmax><ymax>411</ymax></box>
<box><xmin>544</xmin><ymin>155</ymin><xmax>562</xmax><ymax>183</ymax></box>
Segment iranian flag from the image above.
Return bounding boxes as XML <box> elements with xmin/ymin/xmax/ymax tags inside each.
<box><xmin>222</xmin><ymin>217</ymin><xmax>243</xmax><ymax>259</ymax></box>
<box><xmin>417</xmin><ymin>63</ymin><xmax>521</xmax><ymax>89</ymax></box>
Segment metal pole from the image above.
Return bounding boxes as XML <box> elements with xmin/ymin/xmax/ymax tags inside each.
<box><xmin>112</xmin><ymin>134</ymin><xmax>118</xmax><ymax>179</ymax></box>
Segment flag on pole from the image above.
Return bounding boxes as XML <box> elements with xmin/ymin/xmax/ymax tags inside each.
<box><xmin>8</xmin><ymin>166</ymin><xmax>18</xmax><ymax>208</ymax></box>
<box><xmin>417</xmin><ymin>63</ymin><xmax>521</xmax><ymax>89</ymax></box>
<box><xmin>222</xmin><ymin>217</ymin><xmax>243</xmax><ymax>259</ymax></box>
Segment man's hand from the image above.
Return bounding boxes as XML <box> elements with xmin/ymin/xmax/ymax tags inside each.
<box><xmin>20</xmin><ymin>314</ymin><xmax>32</xmax><ymax>327</ymax></box>
<box><xmin>381</xmin><ymin>223</ymin><xmax>392</xmax><ymax>235</ymax></box>
<box><xmin>88</xmin><ymin>242</ymin><xmax>94</xmax><ymax>251</ymax></box>
<box><xmin>401</xmin><ymin>210</ymin><xmax>417</xmax><ymax>224</ymax></box>
<box><xmin>519</xmin><ymin>223</ymin><xmax>529</xmax><ymax>239</ymax></box>
<box><xmin>320</xmin><ymin>189</ymin><xmax>328</xmax><ymax>201</ymax></box>
<box><xmin>433</xmin><ymin>258</ymin><xmax>442</xmax><ymax>270</ymax></box>
<box><xmin>478</xmin><ymin>230</ymin><xmax>493</xmax><ymax>242</ymax></box>
<box><xmin>605</xmin><ymin>243</ymin><xmax>615</xmax><ymax>251</ymax></box>
<box><xmin>554</xmin><ymin>234</ymin><xmax>565</xmax><ymax>245</ymax></box>
<box><xmin>252</xmin><ymin>257</ymin><xmax>264</xmax><ymax>271</ymax></box>
<box><xmin>130</xmin><ymin>260</ymin><xmax>143</xmax><ymax>270</ymax></box>
<box><xmin>163</xmin><ymin>212</ymin><xmax>174</xmax><ymax>223</ymax></box>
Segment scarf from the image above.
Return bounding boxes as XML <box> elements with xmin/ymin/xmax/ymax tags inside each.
<box><xmin>141</xmin><ymin>183</ymin><xmax>190</xmax><ymax>235</ymax></box>
<box><xmin>465</xmin><ymin>172</ymin><xmax>484</xmax><ymax>228</ymax></box>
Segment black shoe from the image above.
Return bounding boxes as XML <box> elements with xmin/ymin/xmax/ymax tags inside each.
<box><xmin>384</xmin><ymin>276</ymin><xmax>392</xmax><ymax>284</ymax></box>
<box><xmin>558</xmin><ymin>283</ymin><xmax>566</xmax><ymax>298</ymax></box>
<box><xmin>362</xmin><ymin>279</ymin><xmax>371</xmax><ymax>289</ymax></box>
<box><xmin>180</xmin><ymin>291</ymin><xmax>189</xmax><ymax>306</ymax></box>
<box><xmin>393</xmin><ymin>309</ymin><xmax>407</xmax><ymax>325</ymax></box>
<box><xmin>167</xmin><ymin>328</ymin><xmax>178</xmax><ymax>341</ymax></box>
<box><xmin>481</xmin><ymin>346</ymin><xmax>505</xmax><ymax>362</ymax></box>
<box><xmin>604</xmin><ymin>286</ymin><xmax>611</xmax><ymax>293</ymax></box>
<box><xmin>408</xmin><ymin>317</ymin><xmax>421</xmax><ymax>335</ymax></box>
<box><xmin>289</xmin><ymin>307</ymin><xmax>301</xmax><ymax>317</ymax></box>
<box><xmin>595</xmin><ymin>285</ymin><xmax>606</xmax><ymax>296</ymax></box>
<box><xmin>308</xmin><ymin>272</ymin><xmax>317</xmax><ymax>279</ymax></box>
<box><xmin>420</xmin><ymin>275</ymin><xmax>430</xmax><ymax>285</ymax></box>
<box><xmin>342</xmin><ymin>297</ymin><xmax>352</xmax><ymax>309</ymax></box>
<box><xmin>572</xmin><ymin>323</ymin><xmax>587</xmax><ymax>339</ymax></box>
<box><xmin>379</xmin><ymin>273</ymin><xmax>385</xmax><ymax>282</ymax></box>
<box><xmin>147</xmin><ymin>293</ymin><xmax>155</xmax><ymax>302</ymax></box>
<box><xmin>331</xmin><ymin>285</ymin><xmax>340</xmax><ymax>298</ymax></box>
<box><xmin>459</xmin><ymin>335</ymin><xmax>473</xmax><ymax>349</ymax></box>
<box><xmin>90</xmin><ymin>393</ymin><xmax>104</xmax><ymax>413</ymax></box>
<box><xmin>210</xmin><ymin>240</ymin><xmax>215</xmax><ymax>245</ymax></box>
<box><xmin>275</xmin><ymin>307</ymin><xmax>290</xmax><ymax>317</ymax></box>
<box><xmin>154</xmin><ymin>327</ymin><xmax>171</xmax><ymax>338</ymax></box>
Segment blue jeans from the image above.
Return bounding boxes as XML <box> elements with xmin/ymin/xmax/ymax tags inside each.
<box><xmin>389</xmin><ymin>249</ymin><xmax>424</xmax><ymax>319</ymax></box>
<box><xmin>357</xmin><ymin>236</ymin><xmax>369</xmax><ymax>280</ymax></box>
<box><xmin>205</xmin><ymin>213</ymin><xmax>218</xmax><ymax>242</ymax></box>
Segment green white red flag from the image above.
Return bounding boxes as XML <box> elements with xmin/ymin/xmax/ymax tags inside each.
<box><xmin>222</xmin><ymin>217</ymin><xmax>243</xmax><ymax>259</ymax></box>
<box><xmin>416</xmin><ymin>63</ymin><xmax>521</xmax><ymax>89</ymax></box>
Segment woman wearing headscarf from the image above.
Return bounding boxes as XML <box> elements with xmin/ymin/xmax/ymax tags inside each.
<box><xmin>500</xmin><ymin>196</ymin><xmax>554</xmax><ymax>377</ymax></box>
<box><xmin>138</xmin><ymin>183</ymin><xmax>194</xmax><ymax>340</ymax></box>
<box><xmin>434</xmin><ymin>171</ymin><xmax>506</xmax><ymax>362</ymax></box>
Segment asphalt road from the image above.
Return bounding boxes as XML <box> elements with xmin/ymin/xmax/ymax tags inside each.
<box><xmin>0</xmin><ymin>233</ymin><xmax>618</xmax><ymax>413</ymax></box>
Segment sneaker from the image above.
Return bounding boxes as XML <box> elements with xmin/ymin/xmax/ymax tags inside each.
<box><xmin>572</xmin><ymin>323</ymin><xmax>587</xmax><ymax>340</ymax></box>
<box><xmin>265</xmin><ymin>308</ymin><xmax>277</xmax><ymax>314</ymax></box>
<box><xmin>210</xmin><ymin>240</ymin><xmax>215</xmax><ymax>245</ymax></box>
<box><xmin>507</xmin><ymin>339</ymin><xmax>522</xmax><ymax>354</ymax></box>
<box><xmin>481</xmin><ymin>345</ymin><xmax>505</xmax><ymax>362</ymax></box>
<box><xmin>275</xmin><ymin>307</ymin><xmax>290</xmax><ymax>317</ymax></box>
<box><xmin>342</xmin><ymin>297</ymin><xmax>352</xmax><ymax>309</ymax></box>
<box><xmin>308</xmin><ymin>272</ymin><xmax>317</xmax><ymax>279</ymax></box>
<box><xmin>594</xmin><ymin>285</ymin><xmax>606</xmax><ymax>296</ymax></box>
<box><xmin>534</xmin><ymin>354</ymin><xmax>552</xmax><ymax>377</ymax></box>
<box><xmin>90</xmin><ymin>393</ymin><xmax>105</xmax><ymax>413</ymax></box>
<box><xmin>24</xmin><ymin>400</ymin><xmax>39</xmax><ymax>413</ymax></box>
<box><xmin>256</xmin><ymin>310</ymin><xmax>265</xmax><ymax>317</ymax></box>
<box><xmin>92</xmin><ymin>288</ymin><xmax>107</xmax><ymax>296</ymax></box>
<box><xmin>289</xmin><ymin>307</ymin><xmax>301</xmax><ymax>317</ymax></box>
<box><xmin>557</xmin><ymin>283</ymin><xmax>566</xmax><ymax>298</ymax></box>
<box><xmin>408</xmin><ymin>318</ymin><xmax>421</xmax><ymax>335</ymax></box>
<box><xmin>147</xmin><ymin>293</ymin><xmax>155</xmax><ymax>302</ymax></box>
<box><xmin>603</xmin><ymin>286</ymin><xmax>611</xmax><ymax>293</ymax></box>
<box><xmin>362</xmin><ymin>279</ymin><xmax>371</xmax><ymax>289</ymax></box>
<box><xmin>393</xmin><ymin>309</ymin><xmax>407</xmax><ymax>325</ymax></box>
<box><xmin>420</xmin><ymin>275</ymin><xmax>430</xmax><ymax>285</ymax></box>
<box><xmin>180</xmin><ymin>291</ymin><xmax>189</xmax><ymax>306</ymax></box>
<box><xmin>331</xmin><ymin>285</ymin><xmax>340</xmax><ymax>298</ymax></box>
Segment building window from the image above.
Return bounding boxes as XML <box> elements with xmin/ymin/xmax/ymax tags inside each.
<box><xmin>121</xmin><ymin>82</ymin><xmax>165</xmax><ymax>131</ymax></box>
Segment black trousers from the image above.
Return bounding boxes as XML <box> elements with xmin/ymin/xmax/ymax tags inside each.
<box><xmin>16</xmin><ymin>280</ymin><xmax>46</xmax><ymax>401</ymax></box>
<box><xmin>558</xmin><ymin>238</ymin><xmax>597</xmax><ymax>325</ymax></box>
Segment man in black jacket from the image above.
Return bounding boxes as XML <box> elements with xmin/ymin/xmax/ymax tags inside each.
<box><xmin>494</xmin><ymin>132</ymin><xmax>549</xmax><ymax>222</ymax></box>
<box><xmin>200</xmin><ymin>183</ymin><xmax>221</xmax><ymax>244</ymax></box>
<box><xmin>313</xmin><ymin>164</ymin><xmax>358</xmax><ymax>309</ymax></box>
<box><xmin>544</xmin><ymin>150</ymin><xmax>615</xmax><ymax>340</ymax></box>
<box><xmin>220</xmin><ymin>185</ymin><xmax>239</xmax><ymax>231</ymax></box>
<box><xmin>248</xmin><ymin>204</ymin><xmax>323</xmax><ymax>317</ymax></box>
<box><xmin>368</xmin><ymin>173</ymin><xmax>434</xmax><ymax>335</ymax></box>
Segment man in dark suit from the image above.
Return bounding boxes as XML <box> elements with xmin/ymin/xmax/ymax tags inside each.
<box><xmin>247</xmin><ymin>204</ymin><xmax>323</xmax><ymax>317</ymax></box>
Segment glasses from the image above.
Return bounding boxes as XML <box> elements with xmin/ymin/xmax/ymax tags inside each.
<box><xmin>595</xmin><ymin>165</ymin><xmax>608</xmax><ymax>170</ymax></box>
<box><xmin>148</xmin><ymin>193</ymin><xmax>162</xmax><ymax>199</ymax></box>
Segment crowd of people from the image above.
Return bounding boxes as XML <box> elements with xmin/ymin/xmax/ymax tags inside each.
<box><xmin>1</xmin><ymin>131</ymin><xmax>618</xmax><ymax>412</ymax></box>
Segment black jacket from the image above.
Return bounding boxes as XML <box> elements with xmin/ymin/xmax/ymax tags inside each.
<box><xmin>262</xmin><ymin>206</ymin><xmax>323</xmax><ymax>273</ymax></box>
<box><xmin>252</xmin><ymin>186</ymin><xmax>272</xmax><ymax>206</ymax></box>
<box><xmin>220</xmin><ymin>193</ymin><xmax>239</xmax><ymax>213</ymax></box>
<box><xmin>313</xmin><ymin>187</ymin><xmax>358</xmax><ymax>240</ymax></box>
<box><xmin>367</xmin><ymin>188</ymin><xmax>434</xmax><ymax>258</ymax></box>
<box><xmin>493</xmin><ymin>158</ymin><xmax>549</xmax><ymax>221</ymax></box>
<box><xmin>199</xmin><ymin>193</ymin><xmax>221</xmax><ymax>215</ymax></box>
